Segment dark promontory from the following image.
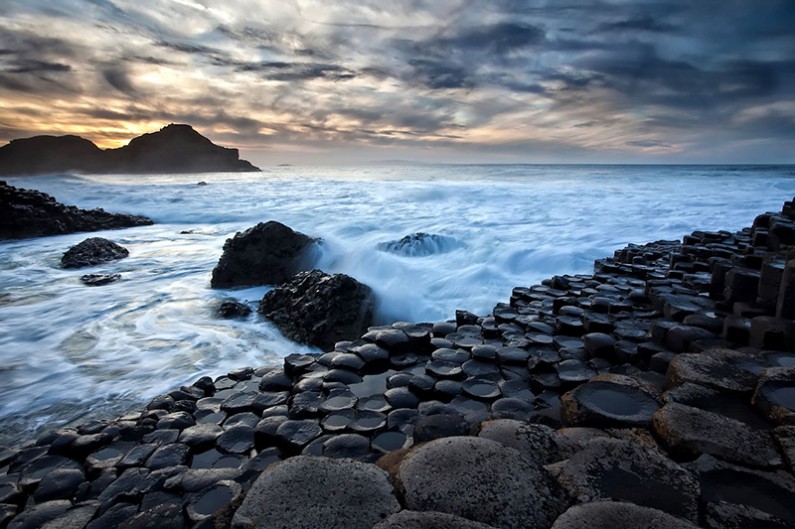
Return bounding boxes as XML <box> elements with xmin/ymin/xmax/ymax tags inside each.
<box><xmin>0</xmin><ymin>124</ymin><xmax>260</xmax><ymax>176</ymax></box>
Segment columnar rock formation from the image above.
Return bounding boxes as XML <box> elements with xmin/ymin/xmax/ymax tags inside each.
<box><xmin>2</xmin><ymin>198</ymin><xmax>795</xmax><ymax>528</ymax></box>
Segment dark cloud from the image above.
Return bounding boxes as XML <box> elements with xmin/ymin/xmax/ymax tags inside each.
<box><xmin>102</xmin><ymin>68</ymin><xmax>137</xmax><ymax>95</ymax></box>
<box><xmin>626</xmin><ymin>140</ymin><xmax>673</xmax><ymax>148</ymax></box>
<box><xmin>440</xmin><ymin>22</ymin><xmax>545</xmax><ymax>54</ymax></box>
<box><xmin>3</xmin><ymin>59</ymin><xmax>71</xmax><ymax>74</ymax></box>
<box><xmin>237</xmin><ymin>61</ymin><xmax>356</xmax><ymax>81</ymax></box>
<box><xmin>596</xmin><ymin>15</ymin><xmax>677</xmax><ymax>33</ymax></box>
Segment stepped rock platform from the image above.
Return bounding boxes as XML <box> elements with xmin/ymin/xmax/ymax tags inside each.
<box><xmin>3</xmin><ymin>198</ymin><xmax>795</xmax><ymax>528</ymax></box>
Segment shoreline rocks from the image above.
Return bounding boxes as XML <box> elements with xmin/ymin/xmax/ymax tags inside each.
<box><xmin>0</xmin><ymin>181</ymin><xmax>153</xmax><ymax>240</ymax></box>
<box><xmin>3</xmin><ymin>197</ymin><xmax>795</xmax><ymax>528</ymax></box>
<box><xmin>61</xmin><ymin>237</ymin><xmax>129</xmax><ymax>269</ymax></box>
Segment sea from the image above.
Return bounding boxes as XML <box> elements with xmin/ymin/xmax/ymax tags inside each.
<box><xmin>1</xmin><ymin>164</ymin><xmax>794</xmax><ymax>445</ymax></box>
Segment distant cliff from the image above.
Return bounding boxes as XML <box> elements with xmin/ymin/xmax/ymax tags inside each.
<box><xmin>0</xmin><ymin>124</ymin><xmax>260</xmax><ymax>175</ymax></box>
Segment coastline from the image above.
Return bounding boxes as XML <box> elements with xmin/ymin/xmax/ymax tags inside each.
<box><xmin>2</xmin><ymin>198</ymin><xmax>795</xmax><ymax>528</ymax></box>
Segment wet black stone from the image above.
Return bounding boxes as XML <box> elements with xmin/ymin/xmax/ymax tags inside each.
<box><xmin>461</xmin><ymin>379</ymin><xmax>502</xmax><ymax>400</ymax></box>
<box><xmin>258</xmin><ymin>371</ymin><xmax>292</xmax><ymax>392</ymax></box>
<box><xmin>253</xmin><ymin>416</ymin><xmax>288</xmax><ymax>445</ymax></box>
<box><xmin>97</xmin><ymin>467</ymin><xmax>153</xmax><ymax>503</ymax></box>
<box><xmin>328</xmin><ymin>352</ymin><xmax>366</xmax><ymax>371</ymax></box>
<box><xmin>274</xmin><ymin>420</ymin><xmax>322</xmax><ymax>450</ymax></box>
<box><xmin>157</xmin><ymin>412</ymin><xmax>195</xmax><ymax>430</ymax></box>
<box><xmin>220</xmin><ymin>392</ymin><xmax>258</xmax><ymax>414</ymax></box>
<box><xmin>322</xmin><ymin>434</ymin><xmax>371</xmax><ymax>459</ymax></box>
<box><xmin>320</xmin><ymin>389</ymin><xmax>358</xmax><ymax>412</ymax></box>
<box><xmin>406</xmin><ymin>374</ymin><xmax>435</xmax><ymax>395</ymax></box>
<box><xmin>390</xmin><ymin>353</ymin><xmax>420</xmax><ymax>369</ymax></box>
<box><xmin>531</xmin><ymin>371</ymin><xmax>561</xmax><ymax>390</ymax></box>
<box><xmin>283</xmin><ymin>354</ymin><xmax>316</xmax><ymax>376</ymax></box>
<box><xmin>80</xmin><ymin>273</ymin><xmax>121</xmax><ymax>286</ymax></box>
<box><xmin>252</xmin><ymin>391</ymin><xmax>290</xmax><ymax>411</ymax></box>
<box><xmin>349</xmin><ymin>410</ymin><xmax>387</xmax><ymax>433</ymax></box>
<box><xmin>557</xmin><ymin>315</ymin><xmax>585</xmax><ymax>336</ymax></box>
<box><xmin>323</xmin><ymin>369</ymin><xmax>363</xmax><ymax>385</ymax></box>
<box><xmin>353</xmin><ymin>343</ymin><xmax>389</xmax><ymax>365</ymax></box>
<box><xmin>146</xmin><ymin>443</ymin><xmax>189</xmax><ymax>470</ymax></box>
<box><xmin>387</xmin><ymin>372</ymin><xmax>413</xmax><ymax>388</ymax></box>
<box><xmin>431</xmin><ymin>348</ymin><xmax>469</xmax><ymax>364</ymax></box>
<box><xmin>583</xmin><ymin>332</ymin><xmax>616</xmax><ymax>359</ymax></box>
<box><xmin>433</xmin><ymin>321</ymin><xmax>457</xmax><ymax>337</ymax></box>
<box><xmin>288</xmin><ymin>391</ymin><xmax>324</xmax><ymax>418</ymax></box>
<box><xmin>223</xmin><ymin>412</ymin><xmax>259</xmax><ymax>429</ymax></box>
<box><xmin>413</xmin><ymin>414</ymin><xmax>470</xmax><ymax>443</ymax></box>
<box><xmin>357</xmin><ymin>395</ymin><xmax>391</xmax><ymax>413</ymax></box>
<box><xmin>294</xmin><ymin>376</ymin><xmax>325</xmax><ymax>393</ymax></box>
<box><xmin>195</xmin><ymin>411</ymin><xmax>226</xmax><ymax>426</ymax></box>
<box><xmin>19</xmin><ymin>455</ymin><xmax>81</xmax><ymax>487</ymax></box>
<box><xmin>556</xmin><ymin>359</ymin><xmax>597</xmax><ymax>385</ymax></box>
<box><xmin>372</xmin><ymin>430</ymin><xmax>408</xmax><ymax>453</ymax></box>
<box><xmin>217</xmin><ymin>301</ymin><xmax>252</xmax><ymax>319</ymax></box>
<box><xmin>321</xmin><ymin>409</ymin><xmax>356</xmax><ymax>432</ymax></box>
<box><xmin>216</xmin><ymin>425</ymin><xmax>254</xmax><ymax>454</ymax></box>
<box><xmin>186</xmin><ymin>481</ymin><xmax>241</xmax><ymax>522</ymax></box>
<box><xmin>387</xmin><ymin>409</ymin><xmax>420</xmax><ymax>431</ymax></box>
<box><xmin>61</xmin><ymin>237</ymin><xmax>129</xmax><ymax>268</ymax></box>
<box><xmin>190</xmin><ymin>448</ymin><xmax>243</xmax><ymax>470</ymax></box>
<box><xmin>71</xmin><ymin>433</ymin><xmax>113</xmax><ymax>456</ymax></box>
<box><xmin>426</xmin><ymin>360</ymin><xmax>464</xmax><ymax>379</ymax></box>
<box><xmin>583</xmin><ymin>312</ymin><xmax>615</xmax><ymax>333</ymax></box>
<box><xmin>87</xmin><ymin>501</ymin><xmax>138</xmax><ymax>529</ymax></box>
<box><xmin>497</xmin><ymin>346</ymin><xmax>530</xmax><ymax>365</ymax></box>
<box><xmin>384</xmin><ymin>387</ymin><xmax>420</xmax><ymax>408</ymax></box>
<box><xmin>7</xmin><ymin>500</ymin><xmax>72</xmax><ymax>529</ymax></box>
<box><xmin>471</xmin><ymin>344</ymin><xmax>498</xmax><ymax>360</ymax></box>
<box><xmin>375</xmin><ymin>329</ymin><xmax>411</xmax><ymax>352</ymax></box>
<box><xmin>490</xmin><ymin>397</ymin><xmax>535</xmax><ymax>421</ymax></box>
<box><xmin>553</xmin><ymin>335</ymin><xmax>585</xmax><ymax>350</ymax></box>
<box><xmin>461</xmin><ymin>359</ymin><xmax>500</xmax><ymax>378</ymax></box>
<box><xmin>32</xmin><ymin>468</ymin><xmax>84</xmax><ymax>502</ymax></box>
<box><xmin>499</xmin><ymin>379</ymin><xmax>535</xmax><ymax>402</ymax></box>
<box><xmin>433</xmin><ymin>380</ymin><xmax>463</xmax><ymax>401</ymax></box>
<box><xmin>456</xmin><ymin>310</ymin><xmax>480</xmax><ymax>327</ymax></box>
<box><xmin>120</xmin><ymin>503</ymin><xmax>186</xmax><ymax>529</ymax></box>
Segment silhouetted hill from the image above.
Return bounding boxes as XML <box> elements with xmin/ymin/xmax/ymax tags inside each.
<box><xmin>0</xmin><ymin>124</ymin><xmax>260</xmax><ymax>175</ymax></box>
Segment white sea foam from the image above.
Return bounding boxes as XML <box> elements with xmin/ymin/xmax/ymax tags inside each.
<box><xmin>1</xmin><ymin>164</ymin><xmax>793</xmax><ymax>443</ymax></box>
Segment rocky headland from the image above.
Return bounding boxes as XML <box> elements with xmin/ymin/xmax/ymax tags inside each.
<box><xmin>0</xmin><ymin>124</ymin><xmax>260</xmax><ymax>176</ymax></box>
<box><xmin>2</xmin><ymin>199</ymin><xmax>795</xmax><ymax>528</ymax></box>
<box><xmin>0</xmin><ymin>181</ymin><xmax>153</xmax><ymax>239</ymax></box>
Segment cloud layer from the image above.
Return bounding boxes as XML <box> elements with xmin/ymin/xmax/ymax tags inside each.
<box><xmin>1</xmin><ymin>0</ymin><xmax>793</xmax><ymax>164</ymax></box>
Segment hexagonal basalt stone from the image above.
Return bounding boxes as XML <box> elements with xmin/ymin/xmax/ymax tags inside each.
<box><xmin>555</xmin><ymin>438</ymin><xmax>700</xmax><ymax>522</ymax></box>
<box><xmin>477</xmin><ymin>419</ymin><xmax>562</xmax><ymax>465</ymax></box>
<box><xmin>667</xmin><ymin>349</ymin><xmax>758</xmax><ymax>393</ymax></box>
<box><xmin>217</xmin><ymin>425</ymin><xmax>255</xmax><ymax>454</ymax></box>
<box><xmin>561</xmin><ymin>379</ymin><xmax>660</xmax><ymax>428</ymax></box>
<box><xmin>274</xmin><ymin>420</ymin><xmax>322</xmax><ymax>451</ymax></box>
<box><xmin>550</xmin><ymin>502</ymin><xmax>700</xmax><ymax>529</ymax></box>
<box><xmin>752</xmin><ymin>367</ymin><xmax>795</xmax><ymax>424</ymax></box>
<box><xmin>653</xmin><ymin>403</ymin><xmax>782</xmax><ymax>467</ymax></box>
<box><xmin>232</xmin><ymin>456</ymin><xmax>400</xmax><ymax>529</ymax></box>
<box><xmin>33</xmin><ymin>468</ymin><xmax>85</xmax><ymax>502</ymax></box>
<box><xmin>146</xmin><ymin>443</ymin><xmax>189</xmax><ymax>470</ymax></box>
<box><xmin>397</xmin><ymin>437</ymin><xmax>568</xmax><ymax>529</ymax></box>
<box><xmin>5</xmin><ymin>500</ymin><xmax>72</xmax><ymax>529</ymax></box>
<box><xmin>321</xmin><ymin>434</ymin><xmax>372</xmax><ymax>459</ymax></box>
<box><xmin>186</xmin><ymin>480</ymin><xmax>242</xmax><ymax>524</ymax></box>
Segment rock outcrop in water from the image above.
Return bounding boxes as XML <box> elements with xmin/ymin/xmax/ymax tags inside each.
<box><xmin>0</xmin><ymin>181</ymin><xmax>153</xmax><ymax>239</ymax></box>
<box><xmin>259</xmin><ymin>269</ymin><xmax>375</xmax><ymax>350</ymax></box>
<box><xmin>377</xmin><ymin>232</ymin><xmax>464</xmax><ymax>257</ymax></box>
<box><xmin>4</xmin><ymin>197</ymin><xmax>795</xmax><ymax>528</ymax></box>
<box><xmin>60</xmin><ymin>237</ymin><xmax>129</xmax><ymax>269</ymax></box>
<box><xmin>0</xmin><ymin>124</ymin><xmax>260</xmax><ymax>176</ymax></box>
<box><xmin>211</xmin><ymin>221</ymin><xmax>319</xmax><ymax>288</ymax></box>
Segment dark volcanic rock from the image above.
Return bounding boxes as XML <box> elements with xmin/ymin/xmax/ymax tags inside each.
<box><xmin>0</xmin><ymin>181</ymin><xmax>153</xmax><ymax>239</ymax></box>
<box><xmin>259</xmin><ymin>269</ymin><xmax>374</xmax><ymax>350</ymax></box>
<box><xmin>80</xmin><ymin>273</ymin><xmax>121</xmax><ymax>286</ymax></box>
<box><xmin>211</xmin><ymin>221</ymin><xmax>317</xmax><ymax>288</ymax></box>
<box><xmin>0</xmin><ymin>124</ymin><xmax>259</xmax><ymax>176</ymax></box>
<box><xmin>61</xmin><ymin>237</ymin><xmax>129</xmax><ymax>268</ymax></box>
<box><xmin>377</xmin><ymin>232</ymin><xmax>464</xmax><ymax>256</ymax></box>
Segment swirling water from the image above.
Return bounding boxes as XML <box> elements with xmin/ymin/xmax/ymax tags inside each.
<box><xmin>1</xmin><ymin>164</ymin><xmax>794</xmax><ymax>444</ymax></box>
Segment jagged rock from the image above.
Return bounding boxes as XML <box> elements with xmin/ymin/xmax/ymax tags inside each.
<box><xmin>653</xmin><ymin>402</ymin><xmax>781</xmax><ymax>466</ymax></box>
<box><xmin>377</xmin><ymin>233</ymin><xmax>464</xmax><ymax>256</ymax></box>
<box><xmin>551</xmin><ymin>502</ymin><xmax>699</xmax><ymax>529</ymax></box>
<box><xmin>232</xmin><ymin>456</ymin><xmax>400</xmax><ymax>529</ymax></box>
<box><xmin>555</xmin><ymin>438</ymin><xmax>700</xmax><ymax>522</ymax></box>
<box><xmin>397</xmin><ymin>436</ymin><xmax>568</xmax><ymax>529</ymax></box>
<box><xmin>259</xmin><ymin>270</ymin><xmax>374</xmax><ymax>351</ymax></box>
<box><xmin>0</xmin><ymin>181</ymin><xmax>153</xmax><ymax>239</ymax></box>
<box><xmin>61</xmin><ymin>237</ymin><xmax>129</xmax><ymax>268</ymax></box>
<box><xmin>374</xmin><ymin>510</ymin><xmax>497</xmax><ymax>529</ymax></box>
<box><xmin>216</xmin><ymin>301</ymin><xmax>252</xmax><ymax>319</ymax></box>
<box><xmin>211</xmin><ymin>221</ymin><xmax>317</xmax><ymax>288</ymax></box>
<box><xmin>0</xmin><ymin>124</ymin><xmax>259</xmax><ymax>176</ymax></box>
<box><xmin>80</xmin><ymin>273</ymin><xmax>121</xmax><ymax>286</ymax></box>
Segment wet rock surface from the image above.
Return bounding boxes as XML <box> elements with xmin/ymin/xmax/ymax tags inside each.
<box><xmin>259</xmin><ymin>269</ymin><xmax>374</xmax><ymax>350</ymax></box>
<box><xmin>0</xmin><ymin>181</ymin><xmax>153</xmax><ymax>240</ymax></box>
<box><xmin>210</xmin><ymin>221</ymin><xmax>317</xmax><ymax>288</ymax></box>
<box><xmin>4</xmin><ymin>197</ymin><xmax>795</xmax><ymax>527</ymax></box>
<box><xmin>61</xmin><ymin>237</ymin><xmax>129</xmax><ymax>269</ymax></box>
<box><xmin>377</xmin><ymin>232</ymin><xmax>464</xmax><ymax>257</ymax></box>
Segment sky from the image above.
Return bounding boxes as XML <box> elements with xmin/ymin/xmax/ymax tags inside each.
<box><xmin>0</xmin><ymin>0</ymin><xmax>793</xmax><ymax>165</ymax></box>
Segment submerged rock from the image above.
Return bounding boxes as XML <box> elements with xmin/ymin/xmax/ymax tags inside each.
<box><xmin>0</xmin><ymin>181</ymin><xmax>153</xmax><ymax>240</ymax></box>
<box><xmin>259</xmin><ymin>270</ymin><xmax>374</xmax><ymax>351</ymax></box>
<box><xmin>80</xmin><ymin>273</ymin><xmax>121</xmax><ymax>286</ymax></box>
<box><xmin>211</xmin><ymin>221</ymin><xmax>317</xmax><ymax>288</ymax></box>
<box><xmin>61</xmin><ymin>237</ymin><xmax>129</xmax><ymax>268</ymax></box>
<box><xmin>377</xmin><ymin>232</ymin><xmax>464</xmax><ymax>257</ymax></box>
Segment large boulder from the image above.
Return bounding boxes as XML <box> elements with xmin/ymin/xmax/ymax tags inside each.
<box><xmin>0</xmin><ymin>181</ymin><xmax>153</xmax><ymax>239</ymax></box>
<box><xmin>259</xmin><ymin>270</ymin><xmax>374</xmax><ymax>351</ymax></box>
<box><xmin>61</xmin><ymin>237</ymin><xmax>129</xmax><ymax>268</ymax></box>
<box><xmin>211</xmin><ymin>221</ymin><xmax>317</xmax><ymax>288</ymax></box>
